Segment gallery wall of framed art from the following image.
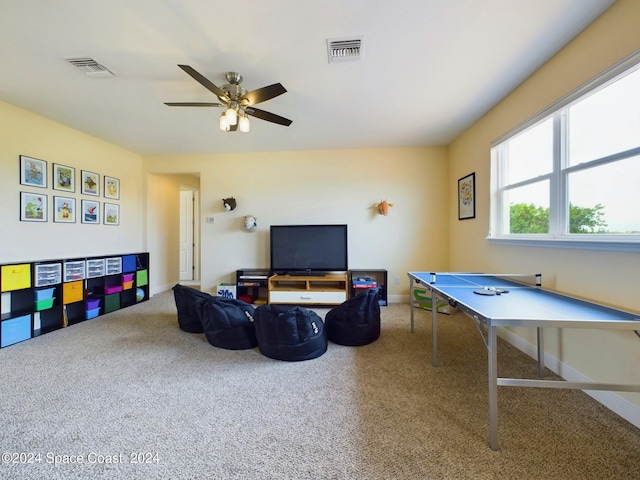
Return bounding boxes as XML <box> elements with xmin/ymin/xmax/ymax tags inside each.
<box><xmin>19</xmin><ymin>155</ymin><xmax>120</xmax><ymax>226</ymax></box>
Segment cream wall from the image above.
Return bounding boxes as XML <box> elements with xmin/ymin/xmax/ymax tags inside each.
<box><xmin>0</xmin><ymin>101</ymin><xmax>145</xmax><ymax>263</ymax></box>
<box><xmin>448</xmin><ymin>0</ymin><xmax>640</xmax><ymax>420</ymax></box>
<box><xmin>144</xmin><ymin>147</ymin><xmax>449</xmax><ymax>298</ymax></box>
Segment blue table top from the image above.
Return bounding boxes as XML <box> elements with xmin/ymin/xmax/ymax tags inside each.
<box><xmin>408</xmin><ymin>272</ymin><xmax>640</xmax><ymax>327</ymax></box>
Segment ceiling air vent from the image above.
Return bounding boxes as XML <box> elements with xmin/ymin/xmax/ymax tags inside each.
<box><xmin>327</xmin><ymin>37</ymin><xmax>363</xmax><ymax>63</ymax></box>
<box><xmin>65</xmin><ymin>57</ymin><xmax>115</xmax><ymax>78</ymax></box>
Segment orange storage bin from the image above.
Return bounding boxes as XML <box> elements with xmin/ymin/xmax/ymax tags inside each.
<box><xmin>63</xmin><ymin>280</ymin><xmax>84</xmax><ymax>304</ymax></box>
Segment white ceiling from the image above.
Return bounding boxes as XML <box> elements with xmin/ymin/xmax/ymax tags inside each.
<box><xmin>0</xmin><ymin>0</ymin><xmax>616</xmax><ymax>157</ymax></box>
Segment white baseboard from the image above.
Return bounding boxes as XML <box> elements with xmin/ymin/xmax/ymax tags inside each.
<box><xmin>498</xmin><ymin>327</ymin><xmax>640</xmax><ymax>429</ymax></box>
<box><xmin>151</xmin><ymin>282</ymin><xmax>176</xmax><ymax>297</ymax></box>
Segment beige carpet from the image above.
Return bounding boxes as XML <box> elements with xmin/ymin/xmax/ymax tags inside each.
<box><xmin>1</xmin><ymin>291</ymin><xmax>639</xmax><ymax>479</ymax></box>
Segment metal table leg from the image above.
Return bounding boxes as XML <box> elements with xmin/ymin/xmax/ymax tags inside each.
<box><xmin>488</xmin><ymin>324</ymin><xmax>499</xmax><ymax>450</ymax></box>
<box><xmin>537</xmin><ymin>327</ymin><xmax>545</xmax><ymax>377</ymax></box>
<box><xmin>431</xmin><ymin>293</ymin><xmax>438</xmax><ymax>367</ymax></box>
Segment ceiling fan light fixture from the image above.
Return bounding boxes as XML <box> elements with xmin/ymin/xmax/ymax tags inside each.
<box><xmin>219</xmin><ymin>113</ymin><xmax>230</xmax><ymax>131</ymax></box>
<box><xmin>239</xmin><ymin>115</ymin><xmax>250</xmax><ymax>133</ymax></box>
<box><xmin>225</xmin><ymin>107</ymin><xmax>238</xmax><ymax>125</ymax></box>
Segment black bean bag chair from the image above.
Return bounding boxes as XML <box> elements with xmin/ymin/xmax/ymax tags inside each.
<box><xmin>172</xmin><ymin>284</ymin><xmax>214</xmax><ymax>333</ymax></box>
<box><xmin>198</xmin><ymin>297</ymin><xmax>258</xmax><ymax>350</ymax></box>
<box><xmin>325</xmin><ymin>287</ymin><xmax>381</xmax><ymax>346</ymax></box>
<box><xmin>254</xmin><ymin>305</ymin><xmax>327</xmax><ymax>361</ymax></box>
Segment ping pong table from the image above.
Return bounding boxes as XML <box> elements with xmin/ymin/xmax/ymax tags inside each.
<box><xmin>407</xmin><ymin>271</ymin><xmax>640</xmax><ymax>450</ymax></box>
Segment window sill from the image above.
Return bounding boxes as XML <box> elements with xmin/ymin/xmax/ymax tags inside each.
<box><xmin>486</xmin><ymin>236</ymin><xmax>640</xmax><ymax>253</ymax></box>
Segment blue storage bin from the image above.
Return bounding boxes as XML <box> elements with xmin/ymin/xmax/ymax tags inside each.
<box><xmin>35</xmin><ymin>288</ymin><xmax>55</xmax><ymax>301</ymax></box>
<box><xmin>1</xmin><ymin>314</ymin><xmax>32</xmax><ymax>348</ymax></box>
<box><xmin>86</xmin><ymin>308</ymin><xmax>100</xmax><ymax>320</ymax></box>
<box><xmin>122</xmin><ymin>255</ymin><xmax>136</xmax><ymax>273</ymax></box>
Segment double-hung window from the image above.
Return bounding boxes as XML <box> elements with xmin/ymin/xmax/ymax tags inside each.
<box><xmin>489</xmin><ymin>50</ymin><xmax>640</xmax><ymax>251</ymax></box>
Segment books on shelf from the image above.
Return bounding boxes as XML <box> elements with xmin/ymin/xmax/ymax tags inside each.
<box><xmin>353</xmin><ymin>280</ymin><xmax>377</xmax><ymax>289</ymax></box>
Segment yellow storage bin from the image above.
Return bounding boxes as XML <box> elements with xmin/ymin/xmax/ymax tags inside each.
<box><xmin>123</xmin><ymin>280</ymin><xmax>133</xmax><ymax>290</ymax></box>
<box><xmin>63</xmin><ymin>280</ymin><xmax>84</xmax><ymax>304</ymax></box>
<box><xmin>1</xmin><ymin>264</ymin><xmax>31</xmax><ymax>292</ymax></box>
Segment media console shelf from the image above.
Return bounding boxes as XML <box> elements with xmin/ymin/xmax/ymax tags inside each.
<box><xmin>268</xmin><ymin>273</ymin><xmax>348</xmax><ymax>305</ymax></box>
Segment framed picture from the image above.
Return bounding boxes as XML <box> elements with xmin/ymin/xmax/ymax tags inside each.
<box><xmin>53</xmin><ymin>196</ymin><xmax>76</xmax><ymax>223</ymax></box>
<box><xmin>458</xmin><ymin>172</ymin><xmax>476</xmax><ymax>220</ymax></box>
<box><xmin>81</xmin><ymin>170</ymin><xmax>100</xmax><ymax>196</ymax></box>
<box><xmin>104</xmin><ymin>203</ymin><xmax>120</xmax><ymax>225</ymax></box>
<box><xmin>52</xmin><ymin>163</ymin><xmax>76</xmax><ymax>192</ymax></box>
<box><xmin>19</xmin><ymin>155</ymin><xmax>47</xmax><ymax>188</ymax></box>
<box><xmin>20</xmin><ymin>192</ymin><xmax>48</xmax><ymax>222</ymax></box>
<box><xmin>104</xmin><ymin>176</ymin><xmax>120</xmax><ymax>200</ymax></box>
<box><xmin>81</xmin><ymin>199</ymin><xmax>100</xmax><ymax>224</ymax></box>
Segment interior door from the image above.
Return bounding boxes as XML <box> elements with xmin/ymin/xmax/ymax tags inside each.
<box><xmin>179</xmin><ymin>190</ymin><xmax>194</xmax><ymax>281</ymax></box>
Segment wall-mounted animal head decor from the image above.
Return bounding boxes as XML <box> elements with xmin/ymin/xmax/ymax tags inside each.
<box><xmin>376</xmin><ymin>200</ymin><xmax>394</xmax><ymax>216</ymax></box>
<box><xmin>222</xmin><ymin>197</ymin><xmax>237</xmax><ymax>211</ymax></box>
<box><xmin>243</xmin><ymin>215</ymin><xmax>258</xmax><ymax>232</ymax></box>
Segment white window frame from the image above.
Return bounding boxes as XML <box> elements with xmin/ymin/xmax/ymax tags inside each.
<box><xmin>489</xmin><ymin>49</ymin><xmax>640</xmax><ymax>253</ymax></box>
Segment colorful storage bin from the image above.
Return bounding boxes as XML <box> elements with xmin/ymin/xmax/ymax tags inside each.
<box><xmin>122</xmin><ymin>273</ymin><xmax>134</xmax><ymax>283</ymax></box>
<box><xmin>1</xmin><ymin>264</ymin><xmax>31</xmax><ymax>292</ymax></box>
<box><xmin>136</xmin><ymin>269</ymin><xmax>148</xmax><ymax>287</ymax></box>
<box><xmin>1</xmin><ymin>314</ymin><xmax>31</xmax><ymax>347</ymax></box>
<box><xmin>35</xmin><ymin>288</ymin><xmax>55</xmax><ymax>301</ymax></box>
<box><xmin>86</xmin><ymin>308</ymin><xmax>100</xmax><ymax>320</ymax></box>
<box><xmin>122</xmin><ymin>255</ymin><xmax>136</xmax><ymax>273</ymax></box>
<box><xmin>86</xmin><ymin>298</ymin><xmax>100</xmax><ymax>310</ymax></box>
<box><xmin>34</xmin><ymin>298</ymin><xmax>55</xmax><ymax>311</ymax></box>
<box><xmin>104</xmin><ymin>293</ymin><xmax>120</xmax><ymax>313</ymax></box>
<box><xmin>104</xmin><ymin>285</ymin><xmax>123</xmax><ymax>295</ymax></box>
<box><xmin>123</xmin><ymin>281</ymin><xmax>133</xmax><ymax>290</ymax></box>
<box><xmin>63</xmin><ymin>280</ymin><xmax>84</xmax><ymax>304</ymax></box>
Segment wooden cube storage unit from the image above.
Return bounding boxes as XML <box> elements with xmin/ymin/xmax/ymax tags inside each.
<box><xmin>268</xmin><ymin>273</ymin><xmax>349</xmax><ymax>305</ymax></box>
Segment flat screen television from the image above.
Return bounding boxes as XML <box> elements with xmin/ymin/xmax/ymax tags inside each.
<box><xmin>270</xmin><ymin>224</ymin><xmax>348</xmax><ymax>275</ymax></box>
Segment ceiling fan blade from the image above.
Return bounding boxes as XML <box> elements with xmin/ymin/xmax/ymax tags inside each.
<box><xmin>246</xmin><ymin>107</ymin><xmax>292</xmax><ymax>126</ymax></box>
<box><xmin>177</xmin><ymin>64</ymin><xmax>229</xmax><ymax>101</ymax></box>
<box><xmin>241</xmin><ymin>83</ymin><xmax>287</xmax><ymax>106</ymax></box>
<box><xmin>164</xmin><ymin>102</ymin><xmax>223</xmax><ymax>107</ymax></box>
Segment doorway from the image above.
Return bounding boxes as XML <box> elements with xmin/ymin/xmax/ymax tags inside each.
<box><xmin>179</xmin><ymin>189</ymin><xmax>200</xmax><ymax>283</ymax></box>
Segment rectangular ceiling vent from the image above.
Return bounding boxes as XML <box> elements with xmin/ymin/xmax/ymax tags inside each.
<box><xmin>327</xmin><ymin>37</ymin><xmax>363</xmax><ymax>63</ymax></box>
<box><xmin>65</xmin><ymin>57</ymin><xmax>115</xmax><ymax>78</ymax></box>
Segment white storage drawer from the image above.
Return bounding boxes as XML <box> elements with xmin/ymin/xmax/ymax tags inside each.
<box><xmin>269</xmin><ymin>291</ymin><xmax>346</xmax><ymax>305</ymax></box>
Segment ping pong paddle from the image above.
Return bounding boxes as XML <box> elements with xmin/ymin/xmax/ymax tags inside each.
<box><xmin>474</xmin><ymin>289</ymin><xmax>496</xmax><ymax>296</ymax></box>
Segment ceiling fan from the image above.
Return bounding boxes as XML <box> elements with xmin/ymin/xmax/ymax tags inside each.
<box><xmin>165</xmin><ymin>64</ymin><xmax>292</xmax><ymax>132</ymax></box>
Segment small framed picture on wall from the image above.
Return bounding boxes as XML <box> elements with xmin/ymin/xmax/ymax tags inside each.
<box><xmin>104</xmin><ymin>203</ymin><xmax>119</xmax><ymax>225</ymax></box>
<box><xmin>81</xmin><ymin>170</ymin><xmax>100</xmax><ymax>196</ymax></box>
<box><xmin>20</xmin><ymin>155</ymin><xmax>47</xmax><ymax>188</ymax></box>
<box><xmin>20</xmin><ymin>191</ymin><xmax>48</xmax><ymax>222</ymax></box>
<box><xmin>53</xmin><ymin>196</ymin><xmax>76</xmax><ymax>223</ymax></box>
<box><xmin>104</xmin><ymin>176</ymin><xmax>120</xmax><ymax>200</ymax></box>
<box><xmin>458</xmin><ymin>172</ymin><xmax>476</xmax><ymax>220</ymax></box>
<box><xmin>81</xmin><ymin>199</ymin><xmax>100</xmax><ymax>224</ymax></box>
<box><xmin>53</xmin><ymin>163</ymin><xmax>76</xmax><ymax>192</ymax></box>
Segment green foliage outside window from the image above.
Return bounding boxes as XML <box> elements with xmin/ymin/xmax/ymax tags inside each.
<box><xmin>510</xmin><ymin>203</ymin><xmax>607</xmax><ymax>234</ymax></box>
